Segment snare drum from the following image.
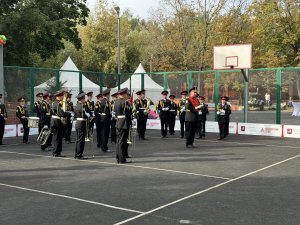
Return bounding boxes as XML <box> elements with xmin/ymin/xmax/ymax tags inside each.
<box><xmin>28</xmin><ymin>117</ymin><xmax>40</xmax><ymax>128</ymax></box>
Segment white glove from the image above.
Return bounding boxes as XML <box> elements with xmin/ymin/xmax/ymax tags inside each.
<box><xmin>198</xmin><ymin>111</ymin><xmax>202</xmax><ymax>115</ymax></box>
<box><xmin>43</xmin><ymin>125</ymin><xmax>48</xmax><ymax>128</ymax></box>
<box><xmin>196</xmin><ymin>105</ymin><xmax>201</xmax><ymax>109</ymax></box>
<box><xmin>92</xmin><ymin>112</ymin><xmax>95</xmax><ymax>117</ymax></box>
<box><xmin>85</xmin><ymin>112</ymin><xmax>90</xmax><ymax>118</ymax></box>
<box><xmin>217</xmin><ymin>111</ymin><xmax>220</xmax><ymax>115</ymax></box>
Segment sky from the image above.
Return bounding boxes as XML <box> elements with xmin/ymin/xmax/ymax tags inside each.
<box><xmin>86</xmin><ymin>0</ymin><xmax>161</xmax><ymax>19</ymax></box>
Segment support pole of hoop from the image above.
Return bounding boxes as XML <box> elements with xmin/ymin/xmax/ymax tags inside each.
<box><xmin>241</xmin><ymin>69</ymin><xmax>249</xmax><ymax>123</ymax></box>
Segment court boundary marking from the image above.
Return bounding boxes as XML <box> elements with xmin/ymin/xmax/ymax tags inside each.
<box><xmin>0</xmin><ymin>150</ymin><xmax>231</xmax><ymax>180</ymax></box>
<box><xmin>0</xmin><ymin>182</ymin><xmax>143</xmax><ymax>214</ymax></box>
<box><xmin>114</xmin><ymin>154</ymin><xmax>300</xmax><ymax>224</ymax></box>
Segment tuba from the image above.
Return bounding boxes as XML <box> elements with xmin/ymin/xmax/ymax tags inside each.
<box><xmin>37</xmin><ymin>127</ymin><xmax>52</xmax><ymax>146</ymax></box>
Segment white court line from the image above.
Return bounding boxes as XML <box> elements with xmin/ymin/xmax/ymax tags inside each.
<box><xmin>149</xmin><ymin>136</ymin><xmax>300</xmax><ymax>149</ymax></box>
<box><xmin>0</xmin><ymin>150</ymin><xmax>231</xmax><ymax>180</ymax></box>
<box><xmin>114</xmin><ymin>154</ymin><xmax>300</xmax><ymax>225</ymax></box>
<box><xmin>0</xmin><ymin>183</ymin><xmax>143</xmax><ymax>214</ymax></box>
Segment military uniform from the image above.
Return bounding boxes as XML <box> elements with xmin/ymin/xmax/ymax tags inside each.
<box><xmin>110</xmin><ymin>98</ymin><xmax>117</xmax><ymax>143</ymax></box>
<box><xmin>217</xmin><ymin>97</ymin><xmax>231</xmax><ymax>140</ymax></box>
<box><xmin>114</xmin><ymin>88</ymin><xmax>132</xmax><ymax>163</ymax></box>
<box><xmin>65</xmin><ymin>100</ymin><xmax>74</xmax><ymax>143</ymax></box>
<box><xmin>94</xmin><ymin>94</ymin><xmax>102</xmax><ymax>148</ymax></box>
<box><xmin>74</xmin><ymin>92</ymin><xmax>88</xmax><ymax>159</ymax></box>
<box><xmin>134</xmin><ymin>97</ymin><xmax>148</xmax><ymax>139</ymax></box>
<box><xmin>51</xmin><ymin>91</ymin><xmax>70</xmax><ymax>157</ymax></box>
<box><xmin>85</xmin><ymin>98</ymin><xmax>95</xmax><ymax>141</ymax></box>
<box><xmin>156</xmin><ymin>91</ymin><xmax>171</xmax><ymax>138</ymax></box>
<box><xmin>33</xmin><ymin>93</ymin><xmax>43</xmax><ymax>134</ymax></box>
<box><xmin>168</xmin><ymin>95</ymin><xmax>178</xmax><ymax>135</ymax></box>
<box><xmin>99</xmin><ymin>89</ymin><xmax>112</xmax><ymax>152</ymax></box>
<box><xmin>197</xmin><ymin>97</ymin><xmax>209</xmax><ymax>139</ymax></box>
<box><xmin>179</xmin><ymin>92</ymin><xmax>188</xmax><ymax>138</ymax></box>
<box><xmin>40</xmin><ymin>96</ymin><xmax>52</xmax><ymax>150</ymax></box>
<box><xmin>0</xmin><ymin>95</ymin><xmax>7</xmax><ymax>145</ymax></box>
<box><xmin>16</xmin><ymin>98</ymin><xmax>30</xmax><ymax>143</ymax></box>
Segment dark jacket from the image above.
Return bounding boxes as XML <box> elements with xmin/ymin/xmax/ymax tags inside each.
<box><xmin>217</xmin><ymin>103</ymin><xmax>231</xmax><ymax>123</ymax></box>
<box><xmin>134</xmin><ymin>98</ymin><xmax>148</xmax><ymax>119</ymax></box>
<box><xmin>198</xmin><ymin>103</ymin><xmax>209</xmax><ymax>121</ymax></box>
<box><xmin>99</xmin><ymin>98</ymin><xmax>112</xmax><ymax>123</ymax></box>
<box><xmin>156</xmin><ymin>99</ymin><xmax>171</xmax><ymax>120</ymax></box>
<box><xmin>169</xmin><ymin>101</ymin><xmax>178</xmax><ymax>118</ymax></box>
<box><xmin>179</xmin><ymin>98</ymin><xmax>187</xmax><ymax>120</ymax></box>
<box><xmin>74</xmin><ymin>102</ymin><xmax>88</xmax><ymax>129</ymax></box>
<box><xmin>114</xmin><ymin>98</ymin><xmax>132</xmax><ymax>130</ymax></box>
<box><xmin>185</xmin><ymin>98</ymin><xmax>198</xmax><ymax>122</ymax></box>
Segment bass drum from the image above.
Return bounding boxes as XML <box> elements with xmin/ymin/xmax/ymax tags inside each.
<box><xmin>28</xmin><ymin>117</ymin><xmax>40</xmax><ymax>128</ymax></box>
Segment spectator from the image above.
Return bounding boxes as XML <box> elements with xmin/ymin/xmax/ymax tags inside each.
<box><xmin>265</xmin><ymin>93</ymin><xmax>270</xmax><ymax>106</ymax></box>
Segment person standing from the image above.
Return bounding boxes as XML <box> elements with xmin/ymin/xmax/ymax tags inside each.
<box><xmin>114</xmin><ymin>88</ymin><xmax>132</xmax><ymax>163</ymax></box>
<box><xmin>185</xmin><ymin>87</ymin><xmax>199</xmax><ymax>148</ymax></box>
<box><xmin>40</xmin><ymin>93</ymin><xmax>53</xmax><ymax>151</ymax></box>
<box><xmin>179</xmin><ymin>91</ymin><xmax>188</xmax><ymax>138</ymax></box>
<box><xmin>51</xmin><ymin>90</ymin><xmax>70</xmax><ymax>157</ymax></box>
<box><xmin>65</xmin><ymin>93</ymin><xmax>74</xmax><ymax>144</ymax></box>
<box><xmin>156</xmin><ymin>91</ymin><xmax>171</xmax><ymax>138</ymax></box>
<box><xmin>99</xmin><ymin>88</ymin><xmax>112</xmax><ymax>153</ymax></box>
<box><xmin>34</xmin><ymin>93</ymin><xmax>44</xmax><ymax>134</ymax></box>
<box><xmin>265</xmin><ymin>92</ymin><xmax>270</xmax><ymax>107</ymax></box>
<box><xmin>134</xmin><ymin>89</ymin><xmax>148</xmax><ymax>140</ymax></box>
<box><xmin>110</xmin><ymin>92</ymin><xmax>118</xmax><ymax>143</ymax></box>
<box><xmin>197</xmin><ymin>96</ymin><xmax>209</xmax><ymax>139</ymax></box>
<box><xmin>217</xmin><ymin>96</ymin><xmax>231</xmax><ymax>140</ymax></box>
<box><xmin>168</xmin><ymin>94</ymin><xmax>178</xmax><ymax>135</ymax></box>
<box><xmin>16</xmin><ymin>97</ymin><xmax>30</xmax><ymax>144</ymax></box>
<box><xmin>94</xmin><ymin>93</ymin><xmax>103</xmax><ymax>148</ymax></box>
<box><xmin>0</xmin><ymin>94</ymin><xmax>7</xmax><ymax>145</ymax></box>
<box><xmin>74</xmin><ymin>92</ymin><xmax>88</xmax><ymax>159</ymax></box>
<box><xmin>85</xmin><ymin>91</ymin><xmax>95</xmax><ymax>141</ymax></box>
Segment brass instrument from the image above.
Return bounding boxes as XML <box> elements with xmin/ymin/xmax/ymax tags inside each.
<box><xmin>144</xmin><ymin>98</ymin><xmax>154</xmax><ymax>115</ymax></box>
<box><xmin>37</xmin><ymin>127</ymin><xmax>52</xmax><ymax>146</ymax></box>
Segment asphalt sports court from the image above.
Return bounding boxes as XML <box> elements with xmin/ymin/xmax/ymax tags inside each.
<box><xmin>0</xmin><ymin>130</ymin><xmax>299</xmax><ymax>225</ymax></box>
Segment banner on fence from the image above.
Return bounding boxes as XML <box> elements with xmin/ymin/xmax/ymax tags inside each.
<box><xmin>238</xmin><ymin>123</ymin><xmax>282</xmax><ymax>137</ymax></box>
<box><xmin>283</xmin><ymin>125</ymin><xmax>300</xmax><ymax>138</ymax></box>
<box><xmin>4</xmin><ymin>124</ymin><xmax>16</xmax><ymax>137</ymax></box>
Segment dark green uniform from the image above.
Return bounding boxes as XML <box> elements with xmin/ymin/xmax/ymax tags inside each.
<box><xmin>185</xmin><ymin>98</ymin><xmax>198</xmax><ymax>147</ymax></box>
<box><xmin>179</xmin><ymin>98</ymin><xmax>187</xmax><ymax>138</ymax></box>
<box><xmin>94</xmin><ymin>100</ymin><xmax>102</xmax><ymax>148</ymax></box>
<box><xmin>169</xmin><ymin>101</ymin><xmax>178</xmax><ymax>135</ymax></box>
<box><xmin>40</xmin><ymin>100</ymin><xmax>52</xmax><ymax>150</ymax></box>
<box><xmin>156</xmin><ymin>99</ymin><xmax>171</xmax><ymax>137</ymax></box>
<box><xmin>0</xmin><ymin>101</ymin><xmax>7</xmax><ymax>145</ymax></box>
<box><xmin>74</xmin><ymin>102</ymin><xmax>88</xmax><ymax>159</ymax></box>
<box><xmin>217</xmin><ymin>103</ymin><xmax>231</xmax><ymax>139</ymax></box>
<box><xmin>197</xmin><ymin>103</ymin><xmax>209</xmax><ymax>138</ymax></box>
<box><xmin>134</xmin><ymin>98</ymin><xmax>148</xmax><ymax>139</ymax></box>
<box><xmin>65</xmin><ymin>101</ymin><xmax>74</xmax><ymax>143</ymax></box>
<box><xmin>99</xmin><ymin>97</ymin><xmax>112</xmax><ymax>152</ymax></box>
<box><xmin>33</xmin><ymin>100</ymin><xmax>43</xmax><ymax>133</ymax></box>
<box><xmin>85</xmin><ymin>99</ymin><xmax>95</xmax><ymax>140</ymax></box>
<box><xmin>16</xmin><ymin>105</ymin><xmax>30</xmax><ymax>143</ymax></box>
<box><xmin>110</xmin><ymin>100</ymin><xmax>117</xmax><ymax>143</ymax></box>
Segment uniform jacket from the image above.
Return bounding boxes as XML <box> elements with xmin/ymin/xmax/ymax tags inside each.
<box><xmin>169</xmin><ymin>101</ymin><xmax>178</xmax><ymax>118</ymax></box>
<box><xmin>33</xmin><ymin>101</ymin><xmax>42</xmax><ymax>118</ymax></box>
<box><xmin>0</xmin><ymin>102</ymin><xmax>7</xmax><ymax>121</ymax></box>
<box><xmin>134</xmin><ymin>98</ymin><xmax>148</xmax><ymax>120</ymax></box>
<box><xmin>114</xmin><ymin>98</ymin><xmax>132</xmax><ymax>130</ymax></box>
<box><xmin>198</xmin><ymin>103</ymin><xmax>209</xmax><ymax>121</ymax></box>
<box><xmin>74</xmin><ymin>102</ymin><xmax>88</xmax><ymax>130</ymax></box>
<box><xmin>179</xmin><ymin>98</ymin><xmax>188</xmax><ymax>120</ymax></box>
<box><xmin>99</xmin><ymin>98</ymin><xmax>112</xmax><ymax>123</ymax></box>
<box><xmin>16</xmin><ymin>105</ymin><xmax>29</xmax><ymax>122</ymax></box>
<box><xmin>156</xmin><ymin>99</ymin><xmax>171</xmax><ymax>119</ymax></box>
<box><xmin>217</xmin><ymin>103</ymin><xmax>231</xmax><ymax>123</ymax></box>
<box><xmin>185</xmin><ymin>98</ymin><xmax>198</xmax><ymax>122</ymax></box>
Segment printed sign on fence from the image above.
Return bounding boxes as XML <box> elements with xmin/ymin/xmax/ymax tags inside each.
<box><xmin>4</xmin><ymin>125</ymin><xmax>16</xmax><ymax>137</ymax></box>
<box><xmin>238</xmin><ymin>123</ymin><xmax>282</xmax><ymax>137</ymax></box>
<box><xmin>283</xmin><ymin>125</ymin><xmax>300</xmax><ymax>138</ymax></box>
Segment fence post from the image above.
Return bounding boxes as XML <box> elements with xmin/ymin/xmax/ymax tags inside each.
<box><xmin>55</xmin><ymin>69</ymin><xmax>60</xmax><ymax>91</ymax></box>
<box><xmin>99</xmin><ymin>73</ymin><xmax>103</xmax><ymax>93</ymax></box>
<box><xmin>163</xmin><ymin>73</ymin><xmax>168</xmax><ymax>90</ymax></box>
<box><xmin>79</xmin><ymin>71</ymin><xmax>83</xmax><ymax>92</ymax></box>
<box><xmin>187</xmin><ymin>72</ymin><xmax>193</xmax><ymax>91</ymax></box>
<box><xmin>141</xmin><ymin>73</ymin><xmax>144</xmax><ymax>90</ymax></box>
<box><xmin>214</xmin><ymin>71</ymin><xmax>220</xmax><ymax>121</ymax></box>
<box><xmin>29</xmin><ymin>68</ymin><xmax>35</xmax><ymax>116</ymax></box>
<box><xmin>276</xmin><ymin>68</ymin><xmax>282</xmax><ymax>124</ymax></box>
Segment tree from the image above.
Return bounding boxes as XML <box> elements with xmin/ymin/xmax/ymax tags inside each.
<box><xmin>0</xmin><ymin>0</ymin><xmax>89</xmax><ymax>66</ymax></box>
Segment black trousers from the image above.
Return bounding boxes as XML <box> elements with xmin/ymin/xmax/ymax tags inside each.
<box><xmin>38</xmin><ymin>121</ymin><xmax>43</xmax><ymax>134</ymax></box>
<box><xmin>185</xmin><ymin>121</ymin><xmax>196</xmax><ymax>146</ymax></box>
<box><xmin>51</xmin><ymin>119</ymin><xmax>63</xmax><ymax>155</ymax></box>
<box><xmin>95</xmin><ymin>118</ymin><xmax>102</xmax><ymax>147</ymax></box>
<box><xmin>111</xmin><ymin>119</ymin><xmax>117</xmax><ymax>143</ymax></box>
<box><xmin>198</xmin><ymin>119</ymin><xmax>206</xmax><ymax>137</ymax></box>
<box><xmin>21</xmin><ymin>119</ymin><xmax>30</xmax><ymax>143</ymax></box>
<box><xmin>160</xmin><ymin>117</ymin><xmax>169</xmax><ymax>137</ymax></box>
<box><xmin>65</xmin><ymin>122</ymin><xmax>72</xmax><ymax>142</ymax></box>
<box><xmin>75</xmin><ymin>124</ymin><xmax>86</xmax><ymax>158</ymax></box>
<box><xmin>116</xmin><ymin>128</ymin><xmax>129</xmax><ymax>163</ymax></box>
<box><xmin>100</xmin><ymin>122</ymin><xmax>110</xmax><ymax>151</ymax></box>
<box><xmin>218</xmin><ymin>121</ymin><xmax>226</xmax><ymax>138</ymax></box>
<box><xmin>225</xmin><ymin>120</ymin><xmax>229</xmax><ymax>136</ymax></box>
<box><xmin>169</xmin><ymin>115</ymin><xmax>176</xmax><ymax>134</ymax></box>
<box><xmin>87</xmin><ymin>119</ymin><xmax>94</xmax><ymax>139</ymax></box>
<box><xmin>0</xmin><ymin>118</ymin><xmax>5</xmax><ymax>144</ymax></box>
<box><xmin>137</xmin><ymin>117</ymin><xmax>147</xmax><ymax>138</ymax></box>
<box><xmin>180</xmin><ymin>117</ymin><xmax>185</xmax><ymax>137</ymax></box>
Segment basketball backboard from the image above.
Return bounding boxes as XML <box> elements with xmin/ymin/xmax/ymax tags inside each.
<box><xmin>213</xmin><ymin>44</ymin><xmax>252</xmax><ymax>70</ymax></box>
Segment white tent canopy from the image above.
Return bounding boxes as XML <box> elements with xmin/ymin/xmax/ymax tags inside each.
<box><xmin>34</xmin><ymin>57</ymin><xmax>101</xmax><ymax>102</ymax></box>
<box><xmin>112</xmin><ymin>63</ymin><xmax>168</xmax><ymax>101</ymax></box>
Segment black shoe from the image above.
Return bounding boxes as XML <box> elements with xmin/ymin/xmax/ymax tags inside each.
<box><xmin>53</xmin><ymin>154</ymin><xmax>66</xmax><ymax>157</ymax></box>
<box><xmin>120</xmin><ymin>160</ymin><xmax>132</xmax><ymax>164</ymax></box>
<box><xmin>197</xmin><ymin>136</ymin><xmax>202</xmax><ymax>139</ymax></box>
<box><xmin>77</xmin><ymin>156</ymin><xmax>88</xmax><ymax>160</ymax></box>
<box><xmin>65</xmin><ymin>140</ymin><xmax>71</xmax><ymax>144</ymax></box>
<box><xmin>102</xmin><ymin>150</ymin><xmax>112</xmax><ymax>153</ymax></box>
<box><xmin>180</xmin><ymin>136</ymin><xmax>184</xmax><ymax>138</ymax></box>
<box><xmin>126</xmin><ymin>155</ymin><xmax>133</xmax><ymax>158</ymax></box>
<box><xmin>141</xmin><ymin>137</ymin><xmax>147</xmax><ymax>140</ymax></box>
<box><xmin>186</xmin><ymin>145</ymin><xmax>192</xmax><ymax>149</ymax></box>
<box><xmin>218</xmin><ymin>137</ymin><xmax>224</xmax><ymax>140</ymax></box>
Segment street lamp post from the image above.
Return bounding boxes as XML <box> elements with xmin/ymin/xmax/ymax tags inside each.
<box><xmin>114</xmin><ymin>6</ymin><xmax>121</xmax><ymax>90</ymax></box>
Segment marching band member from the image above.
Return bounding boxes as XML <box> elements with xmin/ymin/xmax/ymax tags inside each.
<box><xmin>110</xmin><ymin>92</ymin><xmax>118</xmax><ymax>144</ymax></box>
<box><xmin>156</xmin><ymin>90</ymin><xmax>171</xmax><ymax>138</ymax></box>
<box><xmin>16</xmin><ymin>97</ymin><xmax>30</xmax><ymax>144</ymax></box>
<box><xmin>185</xmin><ymin>87</ymin><xmax>199</xmax><ymax>148</ymax></box>
<box><xmin>94</xmin><ymin>93</ymin><xmax>103</xmax><ymax>148</ymax></box>
<box><xmin>85</xmin><ymin>91</ymin><xmax>95</xmax><ymax>141</ymax></box>
<box><xmin>74</xmin><ymin>92</ymin><xmax>89</xmax><ymax>159</ymax></box>
<box><xmin>179</xmin><ymin>90</ymin><xmax>188</xmax><ymax>138</ymax></box>
<box><xmin>197</xmin><ymin>96</ymin><xmax>209</xmax><ymax>139</ymax></box>
<box><xmin>168</xmin><ymin>94</ymin><xmax>178</xmax><ymax>135</ymax></box>
<box><xmin>217</xmin><ymin>96</ymin><xmax>231</xmax><ymax>140</ymax></box>
<box><xmin>34</xmin><ymin>92</ymin><xmax>44</xmax><ymax>134</ymax></box>
<box><xmin>40</xmin><ymin>93</ymin><xmax>53</xmax><ymax>151</ymax></box>
<box><xmin>65</xmin><ymin>93</ymin><xmax>74</xmax><ymax>144</ymax></box>
<box><xmin>99</xmin><ymin>88</ymin><xmax>112</xmax><ymax>153</ymax></box>
<box><xmin>0</xmin><ymin>94</ymin><xmax>7</xmax><ymax>145</ymax></box>
<box><xmin>114</xmin><ymin>88</ymin><xmax>132</xmax><ymax>163</ymax></box>
<box><xmin>134</xmin><ymin>89</ymin><xmax>148</xmax><ymax>140</ymax></box>
<box><xmin>51</xmin><ymin>90</ymin><xmax>70</xmax><ymax>157</ymax></box>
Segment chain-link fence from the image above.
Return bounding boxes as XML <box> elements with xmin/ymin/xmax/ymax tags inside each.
<box><xmin>3</xmin><ymin>66</ymin><xmax>300</xmax><ymax>125</ymax></box>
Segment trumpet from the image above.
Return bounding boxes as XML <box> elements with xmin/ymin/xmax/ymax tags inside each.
<box><xmin>61</xmin><ymin>91</ymin><xmax>69</xmax><ymax>125</ymax></box>
<box><xmin>127</xmin><ymin>126</ymin><xmax>137</xmax><ymax>146</ymax></box>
